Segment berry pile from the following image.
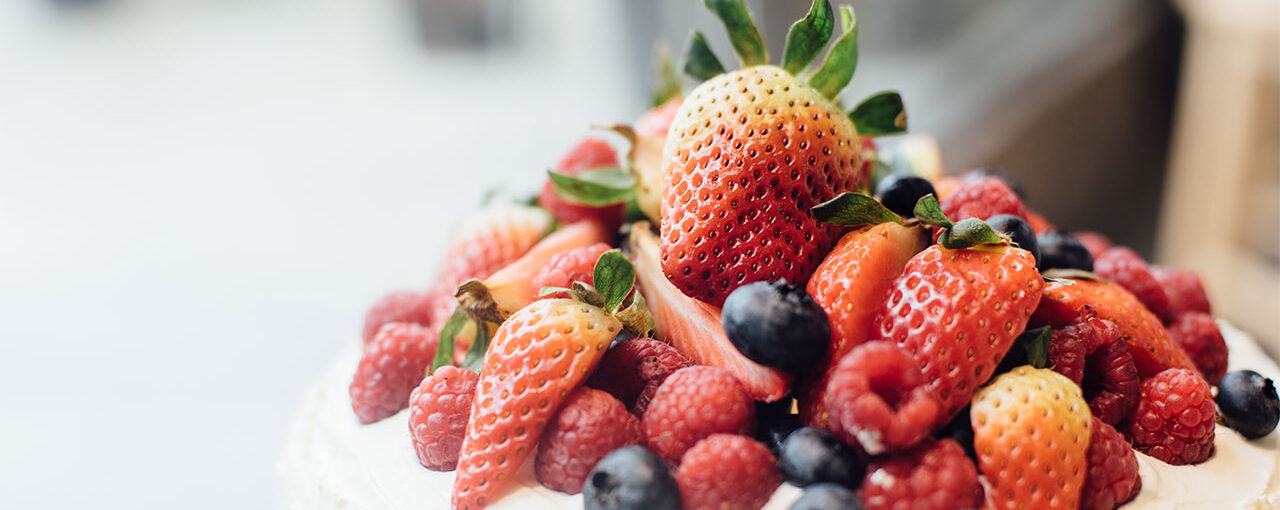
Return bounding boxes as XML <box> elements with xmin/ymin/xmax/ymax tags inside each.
<box><xmin>341</xmin><ymin>1</ymin><xmax>1280</xmax><ymax>509</ymax></box>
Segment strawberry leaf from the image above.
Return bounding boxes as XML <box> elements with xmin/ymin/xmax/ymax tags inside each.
<box><xmin>782</xmin><ymin>0</ymin><xmax>834</xmax><ymax>75</ymax></box>
<box><xmin>811</xmin><ymin>192</ymin><xmax>903</xmax><ymax>226</ymax></box>
<box><xmin>593</xmin><ymin>249</ymin><xmax>636</xmax><ymax>313</ymax></box>
<box><xmin>652</xmin><ymin>41</ymin><xmax>683</xmax><ymax>107</ymax></box>
<box><xmin>704</xmin><ymin>0</ymin><xmax>768</xmax><ymax>67</ymax></box>
<box><xmin>912</xmin><ymin>194</ymin><xmax>952</xmax><ymax>228</ymax></box>
<box><xmin>809</xmin><ymin>6</ymin><xmax>858</xmax><ymax>99</ymax></box>
<box><xmin>431</xmin><ymin>307</ymin><xmax>470</xmax><ymax>373</ymax></box>
<box><xmin>938</xmin><ymin>218</ymin><xmax>1005</xmax><ymax>249</ymax></box>
<box><xmin>548</xmin><ymin>167</ymin><xmax>635</xmax><ymax>206</ymax></box>
<box><xmin>850</xmin><ymin>91</ymin><xmax>907</xmax><ymax>136</ymax></box>
<box><xmin>459</xmin><ymin>320</ymin><xmax>490</xmax><ymax>373</ymax></box>
<box><xmin>683</xmin><ymin>30</ymin><xmax>726</xmax><ymax>82</ymax></box>
<box><xmin>1023</xmin><ymin>326</ymin><xmax>1051</xmax><ymax>369</ymax></box>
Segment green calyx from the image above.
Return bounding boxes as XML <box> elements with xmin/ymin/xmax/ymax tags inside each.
<box><xmin>811</xmin><ymin>192</ymin><xmax>902</xmax><ymax>227</ymax></box>
<box><xmin>538</xmin><ymin>249</ymin><xmax>653</xmax><ymax>337</ymax></box>
<box><xmin>704</xmin><ymin>0</ymin><xmax>767</xmax><ymax>67</ymax></box>
<box><xmin>431</xmin><ymin>280</ymin><xmax>506</xmax><ymax>374</ymax></box>
<box><xmin>912</xmin><ymin>194</ymin><xmax>1008</xmax><ymax>249</ymax></box>
<box><xmin>849</xmin><ymin>91</ymin><xmax>907</xmax><ymax>136</ymax></box>
<box><xmin>808</xmin><ymin>6</ymin><xmax>858</xmax><ymax>99</ymax></box>
<box><xmin>782</xmin><ymin>0</ymin><xmax>835</xmax><ymax>75</ymax></box>
<box><xmin>548</xmin><ymin>167</ymin><xmax>635</xmax><ymax>206</ymax></box>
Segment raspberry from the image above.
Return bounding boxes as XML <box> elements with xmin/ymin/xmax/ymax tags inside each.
<box><xmin>586</xmin><ymin>337</ymin><xmax>693</xmax><ymax>415</ymax></box>
<box><xmin>1083</xmin><ymin>417</ymin><xmax>1141</xmax><ymax>510</ymax></box>
<box><xmin>537</xmin><ymin>138</ymin><xmax>623</xmax><ymax>229</ymax></box>
<box><xmin>1093</xmin><ymin>247</ymin><xmax>1174</xmax><ymax>322</ymax></box>
<box><xmin>362</xmin><ymin>291</ymin><xmax>434</xmax><ymax>344</ymax></box>
<box><xmin>407</xmin><ymin>366</ymin><xmax>478</xmax><ymax>471</ymax></box>
<box><xmin>350</xmin><ymin>322</ymin><xmax>439</xmax><ymax>424</ymax></box>
<box><xmin>675</xmin><ymin>434</ymin><xmax>781</xmax><ymax>510</ymax></box>
<box><xmin>1166</xmin><ymin>312</ymin><xmax>1227</xmax><ymax>384</ymax></box>
<box><xmin>1127</xmin><ymin>368</ymin><xmax>1216</xmax><ymax>465</ymax></box>
<box><xmin>642</xmin><ymin>366</ymin><xmax>755</xmax><ymax>463</ymax></box>
<box><xmin>823</xmin><ymin>341</ymin><xmax>941</xmax><ymax>455</ymax></box>
<box><xmin>530</xmin><ymin>243</ymin><xmax>612</xmax><ymax>300</ymax></box>
<box><xmin>1152</xmin><ymin>266</ymin><xmax>1212</xmax><ymax>316</ymax></box>
<box><xmin>939</xmin><ymin>176</ymin><xmax>1030</xmax><ymax>224</ymax></box>
<box><xmin>858</xmin><ymin>439</ymin><xmax>984</xmax><ymax>510</ymax></box>
<box><xmin>535</xmin><ymin>387</ymin><xmax>643</xmax><ymax>494</ymax></box>
<box><xmin>1046</xmin><ymin>312</ymin><xmax>1140</xmax><ymax>425</ymax></box>
<box><xmin>1047</xmin><ymin>325</ymin><xmax>1088</xmax><ymax>384</ymax></box>
<box><xmin>1074</xmin><ymin>231</ymin><xmax>1112</xmax><ymax>260</ymax></box>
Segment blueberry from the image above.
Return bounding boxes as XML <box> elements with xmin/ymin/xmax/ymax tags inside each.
<box><xmin>778</xmin><ymin>427</ymin><xmax>866</xmax><ymax>488</ymax></box>
<box><xmin>583</xmin><ymin>446</ymin><xmax>680</xmax><ymax>510</ymax></box>
<box><xmin>755</xmin><ymin>399</ymin><xmax>802</xmax><ymax>456</ymax></box>
<box><xmin>1216</xmin><ymin>370</ymin><xmax>1280</xmax><ymax>439</ymax></box>
<box><xmin>722</xmin><ymin>280</ymin><xmax>830</xmax><ymax>372</ymax></box>
<box><xmin>874</xmin><ymin>174</ymin><xmax>936</xmax><ymax>218</ymax></box>
<box><xmin>986</xmin><ymin>214</ymin><xmax>1040</xmax><ymax>265</ymax></box>
<box><xmin>789</xmin><ymin>483</ymin><xmax>865</xmax><ymax>510</ymax></box>
<box><xmin>1036</xmin><ymin>231</ymin><xmax>1094</xmax><ymax>271</ymax></box>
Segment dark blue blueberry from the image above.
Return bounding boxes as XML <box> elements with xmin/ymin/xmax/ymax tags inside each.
<box><xmin>986</xmin><ymin>214</ymin><xmax>1040</xmax><ymax>265</ymax></box>
<box><xmin>583</xmin><ymin>446</ymin><xmax>680</xmax><ymax>510</ymax></box>
<box><xmin>1036</xmin><ymin>231</ymin><xmax>1094</xmax><ymax>271</ymax></box>
<box><xmin>874</xmin><ymin>174</ymin><xmax>936</xmax><ymax>219</ymax></box>
<box><xmin>789</xmin><ymin>483</ymin><xmax>865</xmax><ymax>510</ymax></box>
<box><xmin>756</xmin><ymin>399</ymin><xmax>802</xmax><ymax>456</ymax></box>
<box><xmin>778</xmin><ymin>427</ymin><xmax>866</xmax><ymax>488</ymax></box>
<box><xmin>1216</xmin><ymin>370</ymin><xmax>1280</xmax><ymax>439</ymax></box>
<box><xmin>722</xmin><ymin>280</ymin><xmax>830</xmax><ymax>372</ymax></box>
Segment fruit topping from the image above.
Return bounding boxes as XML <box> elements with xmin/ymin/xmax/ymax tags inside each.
<box><xmin>791</xmin><ymin>483</ymin><xmax>865</xmax><ymax>510</ymax></box>
<box><xmin>721</xmin><ymin>279</ymin><xmax>831</xmax><ymax>372</ymax></box>
<box><xmin>985</xmin><ymin>213</ymin><xmax>1040</xmax><ymax>265</ymax></box>
<box><xmin>1166</xmin><ymin>312</ymin><xmax>1228</xmax><ymax>384</ymax></box>
<box><xmin>530</xmin><ymin>243</ymin><xmax>613</xmax><ymax>300</ymax></box>
<box><xmin>857</xmin><ymin>439</ymin><xmax>983</xmax><ymax>510</ymax></box>
<box><xmin>408</xmin><ymin>366</ymin><xmax>478</xmax><ymax>471</ymax></box>
<box><xmin>873</xmin><ymin>174</ymin><xmax>935</xmax><ymax>218</ymax></box>
<box><xmin>535</xmin><ymin>387</ymin><xmax>643</xmax><ymax>494</ymax></box>
<box><xmin>1216</xmin><ymin>370</ymin><xmax>1280</xmax><ymax>440</ymax></box>
<box><xmin>1045</xmin><ymin>312</ymin><xmax>1140</xmax><ymax>425</ymax></box>
<box><xmin>756</xmin><ymin>399</ymin><xmax>803</xmax><ymax>456</ymax></box>
<box><xmin>675</xmin><ymin>434</ymin><xmax>781</xmax><ymax>510</ymax></box>
<box><xmin>1093</xmin><ymin>246</ymin><xmax>1175</xmax><ymax>322</ymax></box>
<box><xmin>823</xmin><ymin>341</ymin><xmax>941</xmax><ymax>454</ymax></box>
<box><xmin>583</xmin><ymin>445</ymin><xmax>681</xmax><ymax>510</ymax></box>
<box><xmin>778</xmin><ymin>427</ymin><xmax>866</xmax><ymax>488</ymax></box>
<box><xmin>1073</xmin><ymin>230</ymin><xmax>1113</xmax><ymax>260</ymax></box>
<box><xmin>1127</xmin><ymin>368</ymin><xmax>1216</xmax><ymax>465</ymax></box>
<box><xmin>1152</xmin><ymin>265</ymin><xmax>1212</xmax><ymax>316</ymax></box>
<box><xmin>642</xmin><ymin>366</ymin><xmax>756</xmax><ymax>463</ymax></box>
<box><xmin>362</xmin><ymin>291</ymin><xmax>435</xmax><ymax>344</ymax></box>
<box><xmin>1082</xmin><ymin>417</ymin><xmax>1141</xmax><ymax>510</ymax></box>
<box><xmin>586</xmin><ymin>337</ymin><xmax>693</xmax><ymax>415</ymax></box>
<box><xmin>940</xmin><ymin>176</ymin><xmax>1030</xmax><ymax>224</ymax></box>
<box><xmin>538</xmin><ymin>137</ymin><xmax>625</xmax><ymax>231</ymax></box>
<box><xmin>1036</xmin><ymin>230</ymin><xmax>1094</xmax><ymax>271</ymax></box>
<box><xmin>350</xmin><ymin>322</ymin><xmax>440</xmax><ymax>424</ymax></box>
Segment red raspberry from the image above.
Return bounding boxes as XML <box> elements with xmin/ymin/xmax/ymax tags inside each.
<box><xmin>535</xmin><ymin>387</ymin><xmax>643</xmax><ymax>494</ymax></box>
<box><xmin>362</xmin><ymin>291</ymin><xmax>434</xmax><ymax>344</ymax></box>
<box><xmin>1083</xmin><ymin>417</ymin><xmax>1142</xmax><ymax>510</ymax></box>
<box><xmin>1093</xmin><ymin>247</ymin><xmax>1174</xmax><ymax>322</ymax></box>
<box><xmin>1152</xmin><ymin>266</ymin><xmax>1212</xmax><ymax>316</ymax></box>
<box><xmin>530</xmin><ymin>243</ymin><xmax>613</xmax><ymax>300</ymax></box>
<box><xmin>858</xmin><ymin>439</ymin><xmax>984</xmax><ymax>510</ymax></box>
<box><xmin>586</xmin><ymin>337</ymin><xmax>693</xmax><ymax>415</ymax></box>
<box><xmin>823</xmin><ymin>341</ymin><xmax>941</xmax><ymax>455</ymax></box>
<box><xmin>537</xmin><ymin>138</ymin><xmax>623</xmax><ymax>230</ymax></box>
<box><xmin>1046</xmin><ymin>312</ymin><xmax>1140</xmax><ymax>425</ymax></box>
<box><xmin>350</xmin><ymin>322</ymin><xmax>439</xmax><ymax>424</ymax></box>
<box><xmin>675</xmin><ymin>434</ymin><xmax>781</xmax><ymax>510</ymax></box>
<box><xmin>1047</xmin><ymin>325</ymin><xmax>1088</xmax><ymax>384</ymax></box>
<box><xmin>642</xmin><ymin>366</ymin><xmax>756</xmax><ymax>463</ymax></box>
<box><xmin>1127</xmin><ymin>368</ymin><xmax>1215</xmax><ymax>465</ymax></box>
<box><xmin>1074</xmin><ymin>231</ymin><xmax>1113</xmax><ymax>260</ymax></box>
<box><xmin>939</xmin><ymin>176</ymin><xmax>1030</xmax><ymax>223</ymax></box>
<box><xmin>1166</xmin><ymin>312</ymin><xmax>1227</xmax><ymax>384</ymax></box>
<box><xmin>407</xmin><ymin>366</ymin><xmax>478</xmax><ymax>471</ymax></box>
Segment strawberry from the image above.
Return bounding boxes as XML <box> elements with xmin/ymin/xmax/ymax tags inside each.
<box><xmin>1093</xmin><ymin>246</ymin><xmax>1175</xmax><ymax>323</ymax></box>
<box><xmin>451</xmin><ymin>251</ymin><xmax>650</xmax><ymax>509</ymax></box>
<box><xmin>628</xmin><ymin>223</ymin><xmax>792</xmax><ymax>402</ymax></box>
<box><xmin>634</xmin><ymin>96</ymin><xmax>683</xmax><ymax>138</ymax></box>
<box><xmin>537</xmin><ymin>138</ymin><xmax>624</xmax><ymax>230</ymax></box>
<box><xmin>971</xmin><ymin>366</ymin><xmax>1092</xmax><ymax>510</ymax></box>
<box><xmin>798</xmin><ymin>221</ymin><xmax>928</xmax><ymax>426</ymax></box>
<box><xmin>1032</xmin><ymin>277</ymin><xmax>1198</xmax><ymax>379</ymax></box>
<box><xmin>657</xmin><ymin>2</ymin><xmax>876</xmax><ymax>307</ymax></box>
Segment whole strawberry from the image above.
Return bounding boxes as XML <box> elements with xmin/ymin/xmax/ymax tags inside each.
<box><xmin>1093</xmin><ymin>246</ymin><xmax>1175</xmax><ymax>322</ymax></box>
<box><xmin>350</xmin><ymin>322</ymin><xmax>440</xmax><ymax>424</ymax></box>
<box><xmin>535</xmin><ymin>387</ymin><xmax>642</xmax><ymax>494</ymax></box>
<box><xmin>972</xmin><ymin>366</ymin><xmax>1092</xmax><ymax>510</ymax></box>
<box><xmin>1083</xmin><ymin>417</ymin><xmax>1141</xmax><ymax>510</ymax></box>
<box><xmin>408</xmin><ymin>366</ymin><xmax>479</xmax><ymax>471</ymax></box>
<box><xmin>858</xmin><ymin>439</ymin><xmax>984</xmax><ymax>510</ymax></box>
<box><xmin>674</xmin><ymin>434</ymin><xmax>781</xmax><ymax>510</ymax></box>
<box><xmin>586</xmin><ymin>337</ymin><xmax>693</xmax><ymax>415</ymax></box>
<box><xmin>1127</xmin><ymin>367</ymin><xmax>1216</xmax><ymax>465</ymax></box>
<box><xmin>1166</xmin><ymin>312</ymin><xmax>1228</xmax><ymax>384</ymax></box>
<box><xmin>451</xmin><ymin>251</ymin><xmax>649</xmax><ymax>510</ymax></box>
<box><xmin>642</xmin><ymin>366</ymin><xmax>756</xmax><ymax>463</ymax></box>
<box><xmin>537</xmin><ymin>138</ymin><xmax>624</xmax><ymax>230</ymax></box>
<box><xmin>362</xmin><ymin>291</ymin><xmax>435</xmax><ymax>344</ymax></box>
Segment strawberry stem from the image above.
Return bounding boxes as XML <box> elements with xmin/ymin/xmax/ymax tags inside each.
<box><xmin>682</xmin><ymin>30</ymin><xmax>726</xmax><ymax>82</ymax></box>
<box><xmin>704</xmin><ymin>0</ymin><xmax>768</xmax><ymax>67</ymax></box>
<box><xmin>809</xmin><ymin>6</ymin><xmax>858</xmax><ymax>99</ymax></box>
<box><xmin>782</xmin><ymin>0</ymin><xmax>835</xmax><ymax>75</ymax></box>
<box><xmin>850</xmin><ymin>91</ymin><xmax>907</xmax><ymax>136</ymax></box>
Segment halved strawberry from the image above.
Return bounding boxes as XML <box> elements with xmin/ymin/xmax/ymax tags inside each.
<box><xmin>628</xmin><ymin>223</ymin><xmax>792</xmax><ymax>402</ymax></box>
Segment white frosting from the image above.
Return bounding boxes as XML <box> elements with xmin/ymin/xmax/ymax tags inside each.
<box><xmin>279</xmin><ymin>320</ymin><xmax>1280</xmax><ymax>509</ymax></box>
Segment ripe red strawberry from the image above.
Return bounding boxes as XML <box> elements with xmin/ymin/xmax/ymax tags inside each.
<box><xmin>799</xmin><ymin>222</ymin><xmax>928</xmax><ymax>426</ymax></box>
<box><xmin>534</xmin><ymin>387</ymin><xmax>642</xmax><ymax>494</ymax></box>
<box><xmin>628</xmin><ymin>224</ymin><xmax>792</xmax><ymax>401</ymax></box>
<box><xmin>1152</xmin><ymin>265</ymin><xmax>1212</xmax><ymax>316</ymax></box>
<box><xmin>1033</xmin><ymin>278</ymin><xmax>1198</xmax><ymax>379</ymax></box>
<box><xmin>939</xmin><ymin>176</ymin><xmax>1030</xmax><ymax>223</ymax></box>
<box><xmin>874</xmin><ymin>243</ymin><xmax>1044</xmax><ymax>418</ymax></box>
<box><xmin>1074</xmin><ymin>230</ymin><xmax>1113</xmax><ymax>260</ymax></box>
<box><xmin>634</xmin><ymin>96</ymin><xmax>683</xmax><ymax>138</ymax></box>
<box><xmin>408</xmin><ymin>365</ymin><xmax>479</xmax><ymax>471</ymax></box>
<box><xmin>642</xmin><ymin>366</ymin><xmax>756</xmax><ymax>463</ymax></box>
<box><xmin>537</xmin><ymin>138</ymin><xmax>624</xmax><ymax>230</ymax></box>
<box><xmin>823</xmin><ymin>341</ymin><xmax>941</xmax><ymax>454</ymax></box>
<box><xmin>858</xmin><ymin>439</ymin><xmax>984</xmax><ymax>510</ymax></box>
<box><xmin>529</xmin><ymin>242</ymin><xmax>612</xmax><ymax>300</ymax></box>
<box><xmin>1166</xmin><ymin>312</ymin><xmax>1228</xmax><ymax>384</ymax></box>
<box><xmin>362</xmin><ymin>291</ymin><xmax>434</xmax><ymax>344</ymax></box>
<box><xmin>1083</xmin><ymin>417</ymin><xmax>1142</xmax><ymax>510</ymax></box>
<box><xmin>1127</xmin><ymin>368</ymin><xmax>1216</xmax><ymax>465</ymax></box>
<box><xmin>972</xmin><ymin>366</ymin><xmax>1092</xmax><ymax>510</ymax></box>
<box><xmin>674</xmin><ymin>434</ymin><xmax>781</xmax><ymax>510</ymax></box>
<box><xmin>350</xmin><ymin>322</ymin><xmax>440</xmax><ymax>424</ymax></box>
<box><xmin>586</xmin><ymin>337</ymin><xmax>693</xmax><ymax>415</ymax></box>
<box><xmin>1094</xmin><ymin>247</ymin><xmax>1175</xmax><ymax>322</ymax></box>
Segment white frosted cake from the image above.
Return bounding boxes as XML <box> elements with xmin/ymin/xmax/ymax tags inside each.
<box><xmin>279</xmin><ymin>321</ymin><xmax>1279</xmax><ymax>510</ymax></box>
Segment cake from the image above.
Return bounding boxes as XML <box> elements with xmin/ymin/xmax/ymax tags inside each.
<box><xmin>279</xmin><ymin>2</ymin><xmax>1280</xmax><ymax>509</ymax></box>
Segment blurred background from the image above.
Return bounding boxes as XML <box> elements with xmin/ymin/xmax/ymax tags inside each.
<box><xmin>0</xmin><ymin>0</ymin><xmax>1275</xmax><ymax>507</ymax></box>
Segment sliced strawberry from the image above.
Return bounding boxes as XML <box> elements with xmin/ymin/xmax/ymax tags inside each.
<box><xmin>628</xmin><ymin>224</ymin><xmax>792</xmax><ymax>402</ymax></box>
